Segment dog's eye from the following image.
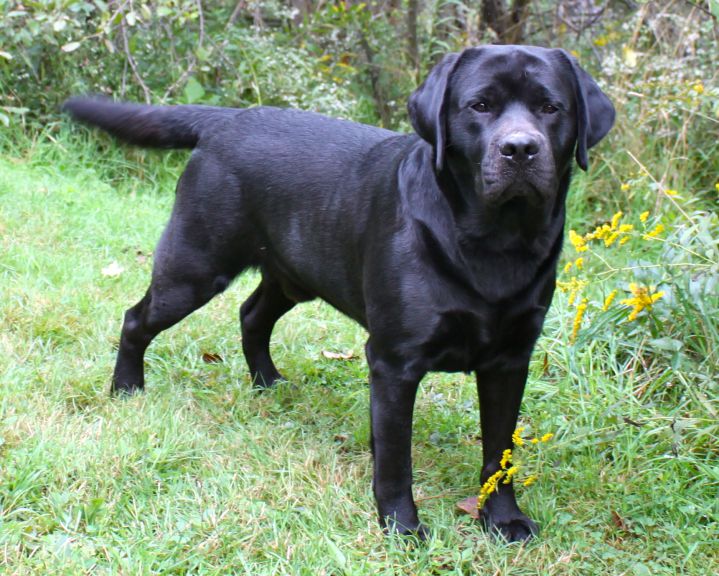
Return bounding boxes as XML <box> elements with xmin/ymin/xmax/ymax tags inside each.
<box><xmin>541</xmin><ymin>103</ymin><xmax>559</xmax><ymax>114</ymax></box>
<box><xmin>471</xmin><ymin>101</ymin><xmax>490</xmax><ymax>113</ymax></box>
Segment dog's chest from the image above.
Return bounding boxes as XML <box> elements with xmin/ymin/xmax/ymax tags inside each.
<box><xmin>424</xmin><ymin>299</ymin><xmax>547</xmax><ymax>373</ymax></box>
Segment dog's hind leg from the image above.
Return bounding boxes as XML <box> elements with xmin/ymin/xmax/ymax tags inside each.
<box><xmin>112</xmin><ymin>237</ymin><xmax>239</xmax><ymax>395</ymax></box>
<box><xmin>240</xmin><ymin>275</ymin><xmax>295</xmax><ymax>388</ymax></box>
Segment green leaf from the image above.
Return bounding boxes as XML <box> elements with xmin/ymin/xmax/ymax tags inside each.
<box><xmin>61</xmin><ymin>41</ymin><xmax>82</xmax><ymax>53</ymax></box>
<box><xmin>183</xmin><ymin>77</ymin><xmax>205</xmax><ymax>103</ymax></box>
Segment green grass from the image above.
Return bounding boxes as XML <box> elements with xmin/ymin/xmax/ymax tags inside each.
<box><xmin>1</xmin><ymin>132</ymin><xmax>717</xmax><ymax>575</ymax></box>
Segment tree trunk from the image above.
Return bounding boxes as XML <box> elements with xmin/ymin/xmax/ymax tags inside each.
<box><xmin>407</xmin><ymin>0</ymin><xmax>420</xmax><ymax>83</ymax></box>
<box><xmin>482</xmin><ymin>0</ymin><xmax>532</xmax><ymax>44</ymax></box>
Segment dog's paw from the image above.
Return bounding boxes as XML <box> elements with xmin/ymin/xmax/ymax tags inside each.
<box><xmin>384</xmin><ymin>520</ymin><xmax>430</xmax><ymax>541</ymax></box>
<box><xmin>480</xmin><ymin>510</ymin><xmax>538</xmax><ymax>543</ymax></box>
<box><xmin>110</xmin><ymin>380</ymin><xmax>144</xmax><ymax>396</ymax></box>
<box><xmin>250</xmin><ymin>370</ymin><xmax>286</xmax><ymax>390</ymax></box>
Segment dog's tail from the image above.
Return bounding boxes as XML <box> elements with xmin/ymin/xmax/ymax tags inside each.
<box><xmin>62</xmin><ymin>97</ymin><xmax>227</xmax><ymax>149</ymax></box>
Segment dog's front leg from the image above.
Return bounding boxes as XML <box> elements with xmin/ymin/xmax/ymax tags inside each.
<box><xmin>367</xmin><ymin>350</ymin><xmax>427</xmax><ymax>538</ymax></box>
<box><xmin>476</xmin><ymin>363</ymin><xmax>538</xmax><ymax>542</ymax></box>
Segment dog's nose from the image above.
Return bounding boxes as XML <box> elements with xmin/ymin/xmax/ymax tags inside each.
<box><xmin>499</xmin><ymin>133</ymin><xmax>540</xmax><ymax>162</ymax></box>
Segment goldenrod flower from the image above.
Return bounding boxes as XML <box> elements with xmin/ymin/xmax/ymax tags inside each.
<box><xmin>563</xmin><ymin>261</ymin><xmax>573</xmax><ymax>274</ymax></box>
<box><xmin>620</xmin><ymin>283</ymin><xmax>665</xmax><ymax>321</ymax></box>
<box><xmin>523</xmin><ymin>475</ymin><xmax>538</xmax><ymax>487</ymax></box>
<box><xmin>512</xmin><ymin>427</ymin><xmax>525</xmax><ymax>447</ymax></box>
<box><xmin>557</xmin><ymin>277</ymin><xmax>588</xmax><ymax>306</ymax></box>
<box><xmin>500</xmin><ymin>448</ymin><xmax>512</xmax><ymax>469</ymax></box>
<box><xmin>605</xmin><ymin>231</ymin><xmax>620</xmax><ymax>247</ymax></box>
<box><xmin>574</xmin><ymin>257</ymin><xmax>584</xmax><ymax>269</ymax></box>
<box><xmin>530</xmin><ymin>437</ymin><xmax>539</xmax><ymax>444</ymax></box>
<box><xmin>643</xmin><ymin>223</ymin><xmax>665</xmax><ymax>240</ymax></box>
<box><xmin>664</xmin><ymin>189</ymin><xmax>678</xmax><ymax>197</ymax></box>
<box><xmin>569</xmin><ymin>229</ymin><xmax>588</xmax><ymax>252</ymax></box>
<box><xmin>610</xmin><ymin>211</ymin><xmax>623</xmax><ymax>230</ymax></box>
<box><xmin>478</xmin><ymin>469</ymin><xmax>506</xmax><ymax>507</ymax></box>
<box><xmin>503</xmin><ymin>465</ymin><xmax>519</xmax><ymax>484</ymax></box>
<box><xmin>571</xmin><ymin>298</ymin><xmax>588</xmax><ymax>343</ymax></box>
<box><xmin>619</xmin><ymin>236</ymin><xmax>631</xmax><ymax>246</ymax></box>
<box><xmin>620</xmin><ymin>183</ymin><xmax>630</xmax><ymax>192</ymax></box>
<box><xmin>603</xmin><ymin>289</ymin><xmax>618</xmax><ymax>311</ymax></box>
<box><xmin>540</xmin><ymin>433</ymin><xmax>554</xmax><ymax>442</ymax></box>
<box><xmin>692</xmin><ymin>83</ymin><xmax>704</xmax><ymax>94</ymax></box>
<box><xmin>640</xmin><ymin>211</ymin><xmax>649</xmax><ymax>223</ymax></box>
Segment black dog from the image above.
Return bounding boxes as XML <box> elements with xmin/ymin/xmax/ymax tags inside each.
<box><xmin>64</xmin><ymin>45</ymin><xmax>614</xmax><ymax>542</ymax></box>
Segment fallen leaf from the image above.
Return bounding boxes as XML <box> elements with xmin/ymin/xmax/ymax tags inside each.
<box><xmin>611</xmin><ymin>510</ymin><xmax>631</xmax><ymax>532</ymax></box>
<box><xmin>101</xmin><ymin>261</ymin><xmax>124</xmax><ymax>277</ymax></box>
<box><xmin>456</xmin><ymin>496</ymin><xmax>480</xmax><ymax>519</ymax></box>
<box><xmin>202</xmin><ymin>352</ymin><xmax>224</xmax><ymax>364</ymax></box>
<box><xmin>322</xmin><ymin>350</ymin><xmax>355</xmax><ymax>360</ymax></box>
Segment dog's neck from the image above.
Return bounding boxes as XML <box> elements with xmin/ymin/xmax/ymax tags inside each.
<box><xmin>399</xmin><ymin>142</ymin><xmax>569</xmax><ymax>303</ymax></box>
<box><xmin>439</xmin><ymin>153</ymin><xmax>569</xmax><ymax>257</ymax></box>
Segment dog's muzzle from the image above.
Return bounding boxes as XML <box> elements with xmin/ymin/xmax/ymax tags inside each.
<box><xmin>480</xmin><ymin>130</ymin><xmax>555</xmax><ymax>206</ymax></box>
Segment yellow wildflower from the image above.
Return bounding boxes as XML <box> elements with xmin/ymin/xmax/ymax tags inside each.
<box><xmin>619</xmin><ymin>236</ymin><xmax>631</xmax><ymax>245</ymax></box>
<box><xmin>530</xmin><ymin>437</ymin><xmax>539</xmax><ymax>444</ymax></box>
<box><xmin>478</xmin><ymin>469</ymin><xmax>506</xmax><ymax>507</ymax></box>
<box><xmin>639</xmin><ymin>211</ymin><xmax>649</xmax><ymax>223</ymax></box>
<box><xmin>620</xmin><ymin>183</ymin><xmax>630</xmax><ymax>192</ymax></box>
<box><xmin>610</xmin><ymin>211</ymin><xmax>623</xmax><ymax>230</ymax></box>
<box><xmin>603</xmin><ymin>289</ymin><xmax>618</xmax><ymax>311</ymax></box>
<box><xmin>512</xmin><ymin>427</ymin><xmax>525</xmax><ymax>447</ymax></box>
<box><xmin>503</xmin><ymin>465</ymin><xmax>519</xmax><ymax>484</ymax></box>
<box><xmin>574</xmin><ymin>257</ymin><xmax>584</xmax><ymax>270</ymax></box>
<box><xmin>692</xmin><ymin>83</ymin><xmax>704</xmax><ymax>94</ymax></box>
<box><xmin>523</xmin><ymin>475</ymin><xmax>538</xmax><ymax>487</ymax></box>
<box><xmin>500</xmin><ymin>448</ymin><xmax>513</xmax><ymax>469</ymax></box>
<box><xmin>715</xmin><ymin>183</ymin><xmax>719</xmax><ymax>193</ymax></box>
<box><xmin>569</xmin><ymin>229</ymin><xmax>588</xmax><ymax>252</ymax></box>
<box><xmin>664</xmin><ymin>189</ymin><xmax>678</xmax><ymax>197</ymax></box>
<box><xmin>604</xmin><ymin>231</ymin><xmax>620</xmax><ymax>247</ymax></box>
<box><xmin>588</xmin><ymin>223</ymin><xmax>611</xmax><ymax>242</ymax></box>
<box><xmin>540</xmin><ymin>433</ymin><xmax>554</xmax><ymax>442</ymax></box>
<box><xmin>619</xmin><ymin>224</ymin><xmax>634</xmax><ymax>233</ymax></box>
<box><xmin>563</xmin><ymin>261</ymin><xmax>573</xmax><ymax>274</ymax></box>
<box><xmin>571</xmin><ymin>298</ymin><xmax>588</xmax><ymax>343</ymax></box>
<box><xmin>620</xmin><ymin>283</ymin><xmax>665</xmax><ymax>321</ymax></box>
<box><xmin>643</xmin><ymin>223</ymin><xmax>665</xmax><ymax>240</ymax></box>
<box><xmin>557</xmin><ymin>277</ymin><xmax>588</xmax><ymax>307</ymax></box>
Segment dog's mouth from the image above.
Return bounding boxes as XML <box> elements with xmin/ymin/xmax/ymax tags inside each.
<box><xmin>481</xmin><ymin>179</ymin><xmax>549</xmax><ymax>208</ymax></box>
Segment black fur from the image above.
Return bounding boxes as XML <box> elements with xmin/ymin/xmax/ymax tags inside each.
<box><xmin>64</xmin><ymin>45</ymin><xmax>614</xmax><ymax>541</ymax></box>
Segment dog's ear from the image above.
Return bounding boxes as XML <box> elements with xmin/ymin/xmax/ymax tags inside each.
<box><xmin>408</xmin><ymin>51</ymin><xmax>466</xmax><ymax>172</ymax></box>
<box><xmin>559</xmin><ymin>51</ymin><xmax>615</xmax><ymax>171</ymax></box>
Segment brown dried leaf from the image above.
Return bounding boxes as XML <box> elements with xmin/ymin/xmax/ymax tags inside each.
<box><xmin>611</xmin><ymin>510</ymin><xmax>630</xmax><ymax>532</ymax></box>
<box><xmin>321</xmin><ymin>350</ymin><xmax>355</xmax><ymax>360</ymax></box>
<box><xmin>202</xmin><ymin>351</ymin><xmax>224</xmax><ymax>364</ymax></box>
<box><xmin>456</xmin><ymin>496</ymin><xmax>480</xmax><ymax>519</ymax></box>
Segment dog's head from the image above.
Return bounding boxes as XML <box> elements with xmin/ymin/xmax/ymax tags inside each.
<box><xmin>408</xmin><ymin>46</ymin><xmax>614</xmax><ymax>210</ymax></box>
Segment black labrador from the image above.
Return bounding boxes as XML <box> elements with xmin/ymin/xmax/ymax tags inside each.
<box><xmin>64</xmin><ymin>45</ymin><xmax>614</xmax><ymax>542</ymax></box>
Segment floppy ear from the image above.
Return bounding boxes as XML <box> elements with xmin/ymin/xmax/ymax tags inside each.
<box><xmin>407</xmin><ymin>51</ymin><xmax>466</xmax><ymax>172</ymax></box>
<box><xmin>559</xmin><ymin>51</ymin><xmax>615</xmax><ymax>171</ymax></box>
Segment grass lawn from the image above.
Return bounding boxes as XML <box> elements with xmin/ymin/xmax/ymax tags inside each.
<box><xmin>0</xmin><ymin>136</ymin><xmax>716</xmax><ymax>575</ymax></box>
